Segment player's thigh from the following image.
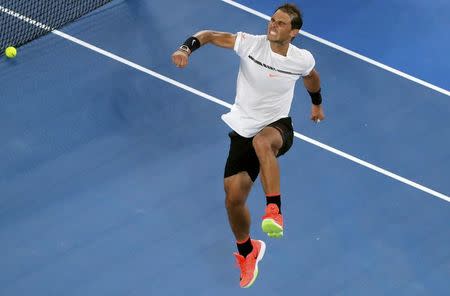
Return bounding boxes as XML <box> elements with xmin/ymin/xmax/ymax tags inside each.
<box><xmin>224</xmin><ymin>131</ymin><xmax>260</xmax><ymax>183</ymax></box>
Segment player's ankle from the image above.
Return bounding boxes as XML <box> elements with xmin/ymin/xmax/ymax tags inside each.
<box><xmin>266</xmin><ymin>193</ymin><xmax>281</xmax><ymax>213</ymax></box>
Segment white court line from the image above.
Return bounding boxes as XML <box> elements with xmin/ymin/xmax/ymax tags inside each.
<box><xmin>296</xmin><ymin>133</ymin><xmax>450</xmax><ymax>202</ymax></box>
<box><xmin>2</xmin><ymin>6</ymin><xmax>449</xmax><ymax>203</ymax></box>
<box><xmin>221</xmin><ymin>0</ymin><xmax>450</xmax><ymax>97</ymax></box>
<box><xmin>57</xmin><ymin>32</ymin><xmax>233</xmax><ymax>109</ymax></box>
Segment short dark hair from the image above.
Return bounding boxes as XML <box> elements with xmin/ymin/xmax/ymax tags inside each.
<box><xmin>275</xmin><ymin>3</ymin><xmax>303</xmax><ymax>30</ymax></box>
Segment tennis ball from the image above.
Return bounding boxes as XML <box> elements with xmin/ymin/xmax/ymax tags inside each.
<box><xmin>5</xmin><ymin>46</ymin><xmax>17</xmax><ymax>58</ymax></box>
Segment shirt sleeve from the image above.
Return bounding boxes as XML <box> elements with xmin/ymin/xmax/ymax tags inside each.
<box><xmin>301</xmin><ymin>50</ymin><xmax>316</xmax><ymax>76</ymax></box>
<box><xmin>234</xmin><ymin>32</ymin><xmax>263</xmax><ymax>58</ymax></box>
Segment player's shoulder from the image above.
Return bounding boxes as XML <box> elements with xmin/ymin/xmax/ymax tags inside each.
<box><xmin>235</xmin><ymin>32</ymin><xmax>267</xmax><ymax>51</ymax></box>
<box><xmin>287</xmin><ymin>44</ymin><xmax>315</xmax><ymax>71</ymax></box>
<box><xmin>289</xmin><ymin>44</ymin><xmax>314</xmax><ymax>60</ymax></box>
<box><xmin>237</xmin><ymin>32</ymin><xmax>266</xmax><ymax>42</ymax></box>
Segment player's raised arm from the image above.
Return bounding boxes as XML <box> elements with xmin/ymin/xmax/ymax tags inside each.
<box><xmin>171</xmin><ymin>30</ymin><xmax>236</xmax><ymax>68</ymax></box>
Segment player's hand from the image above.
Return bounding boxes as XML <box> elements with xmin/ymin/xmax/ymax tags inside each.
<box><xmin>311</xmin><ymin>104</ymin><xmax>325</xmax><ymax>123</ymax></box>
<box><xmin>172</xmin><ymin>50</ymin><xmax>189</xmax><ymax>68</ymax></box>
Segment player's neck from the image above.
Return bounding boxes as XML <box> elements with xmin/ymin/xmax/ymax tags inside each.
<box><xmin>269</xmin><ymin>41</ymin><xmax>290</xmax><ymax>56</ymax></box>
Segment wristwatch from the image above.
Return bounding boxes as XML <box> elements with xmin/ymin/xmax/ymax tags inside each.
<box><xmin>178</xmin><ymin>45</ymin><xmax>191</xmax><ymax>55</ymax></box>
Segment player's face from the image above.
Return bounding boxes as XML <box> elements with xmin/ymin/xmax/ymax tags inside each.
<box><xmin>267</xmin><ymin>10</ymin><xmax>298</xmax><ymax>43</ymax></box>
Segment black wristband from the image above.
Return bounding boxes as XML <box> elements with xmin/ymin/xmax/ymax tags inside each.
<box><xmin>182</xmin><ymin>36</ymin><xmax>201</xmax><ymax>53</ymax></box>
<box><xmin>308</xmin><ymin>89</ymin><xmax>322</xmax><ymax>105</ymax></box>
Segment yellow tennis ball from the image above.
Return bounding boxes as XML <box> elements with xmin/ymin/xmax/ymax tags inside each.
<box><xmin>5</xmin><ymin>46</ymin><xmax>17</xmax><ymax>58</ymax></box>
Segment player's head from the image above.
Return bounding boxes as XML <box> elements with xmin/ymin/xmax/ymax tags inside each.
<box><xmin>267</xmin><ymin>3</ymin><xmax>302</xmax><ymax>43</ymax></box>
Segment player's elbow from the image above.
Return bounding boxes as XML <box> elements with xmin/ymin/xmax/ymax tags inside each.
<box><xmin>194</xmin><ymin>30</ymin><xmax>214</xmax><ymax>45</ymax></box>
<box><xmin>305</xmin><ymin>69</ymin><xmax>319</xmax><ymax>79</ymax></box>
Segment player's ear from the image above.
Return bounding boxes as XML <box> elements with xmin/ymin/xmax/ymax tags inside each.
<box><xmin>290</xmin><ymin>29</ymin><xmax>299</xmax><ymax>38</ymax></box>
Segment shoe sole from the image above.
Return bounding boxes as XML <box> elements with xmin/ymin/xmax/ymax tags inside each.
<box><xmin>261</xmin><ymin>219</ymin><xmax>283</xmax><ymax>238</ymax></box>
<box><xmin>242</xmin><ymin>240</ymin><xmax>266</xmax><ymax>288</ymax></box>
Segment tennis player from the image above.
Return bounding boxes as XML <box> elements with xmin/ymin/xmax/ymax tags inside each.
<box><xmin>172</xmin><ymin>3</ymin><xmax>324</xmax><ymax>288</ymax></box>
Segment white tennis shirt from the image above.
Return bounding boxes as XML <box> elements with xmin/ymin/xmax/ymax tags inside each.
<box><xmin>221</xmin><ymin>32</ymin><xmax>315</xmax><ymax>137</ymax></box>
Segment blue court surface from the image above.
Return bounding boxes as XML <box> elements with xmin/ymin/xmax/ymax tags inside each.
<box><xmin>1</xmin><ymin>1</ymin><xmax>449</xmax><ymax>295</ymax></box>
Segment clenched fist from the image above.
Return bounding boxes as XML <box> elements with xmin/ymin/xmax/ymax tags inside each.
<box><xmin>172</xmin><ymin>50</ymin><xmax>190</xmax><ymax>68</ymax></box>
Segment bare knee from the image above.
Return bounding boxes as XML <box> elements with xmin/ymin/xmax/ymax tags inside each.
<box><xmin>224</xmin><ymin>174</ymin><xmax>252</xmax><ymax>210</ymax></box>
<box><xmin>253</xmin><ymin>135</ymin><xmax>275</xmax><ymax>157</ymax></box>
<box><xmin>224</xmin><ymin>181</ymin><xmax>247</xmax><ymax>209</ymax></box>
<box><xmin>225</xmin><ymin>192</ymin><xmax>246</xmax><ymax>210</ymax></box>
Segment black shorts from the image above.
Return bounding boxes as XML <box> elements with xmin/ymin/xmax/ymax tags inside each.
<box><xmin>224</xmin><ymin>117</ymin><xmax>294</xmax><ymax>182</ymax></box>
